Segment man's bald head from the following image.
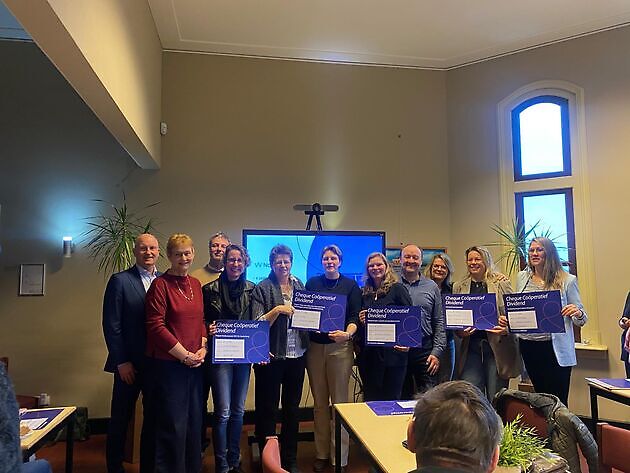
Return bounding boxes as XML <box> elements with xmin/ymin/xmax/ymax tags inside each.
<box><xmin>134</xmin><ymin>233</ymin><xmax>159</xmax><ymax>271</ymax></box>
<box><xmin>401</xmin><ymin>244</ymin><xmax>423</xmax><ymax>281</ymax></box>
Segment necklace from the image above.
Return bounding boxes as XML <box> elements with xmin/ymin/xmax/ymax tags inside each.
<box><xmin>325</xmin><ymin>275</ymin><xmax>340</xmax><ymax>289</ymax></box>
<box><xmin>176</xmin><ymin>275</ymin><xmax>194</xmax><ymax>302</ymax></box>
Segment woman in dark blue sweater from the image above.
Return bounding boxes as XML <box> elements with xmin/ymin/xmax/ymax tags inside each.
<box><xmin>305</xmin><ymin>244</ymin><xmax>361</xmax><ymax>472</ymax></box>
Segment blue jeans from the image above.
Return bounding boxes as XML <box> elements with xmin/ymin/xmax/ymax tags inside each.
<box><xmin>22</xmin><ymin>460</ymin><xmax>52</xmax><ymax>473</ymax></box>
<box><xmin>460</xmin><ymin>337</ymin><xmax>507</xmax><ymax>402</ymax></box>
<box><xmin>210</xmin><ymin>363</ymin><xmax>251</xmax><ymax>472</ymax></box>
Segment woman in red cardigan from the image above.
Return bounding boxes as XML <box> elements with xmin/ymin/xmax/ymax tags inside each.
<box><xmin>145</xmin><ymin>233</ymin><xmax>207</xmax><ymax>473</ymax></box>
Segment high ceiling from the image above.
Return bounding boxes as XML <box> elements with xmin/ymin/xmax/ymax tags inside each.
<box><xmin>147</xmin><ymin>0</ymin><xmax>630</xmax><ymax>69</ymax></box>
<box><xmin>2</xmin><ymin>1</ymin><xmax>630</xmax><ymax>70</ymax></box>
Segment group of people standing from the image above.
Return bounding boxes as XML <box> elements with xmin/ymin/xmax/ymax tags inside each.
<box><xmin>102</xmin><ymin>231</ymin><xmax>589</xmax><ymax>473</ymax></box>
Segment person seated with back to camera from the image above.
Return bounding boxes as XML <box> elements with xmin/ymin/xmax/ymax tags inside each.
<box><xmin>1</xmin><ymin>362</ymin><xmax>53</xmax><ymax>473</ymax></box>
<box><xmin>406</xmin><ymin>380</ymin><xmax>503</xmax><ymax>473</ymax></box>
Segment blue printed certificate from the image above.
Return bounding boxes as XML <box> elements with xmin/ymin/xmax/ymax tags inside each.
<box><xmin>443</xmin><ymin>293</ymin><xmax>498</xmax><ymax>330</ymax></box>
<box><xmin>503</xmin><ymin>290</ymin><xmax>565</xmax><ymax>334</ymax></box>
<box><xmin>290</xmin><ymin>289</ymin><xmax>346</xmax><ymax>332</ymax></box>
<box><xmin>365</xmin><ymin>306</ymin><xmax>422</xmax><ymax>348</ymax></box>
<box><xmin>366</xmin><ymin>400</ymin><xmax>417</xmax><ymax>416</ymax></box>
<box><xmin>212</xmin><ymin>320</ymin><xmax>270</xmax><ymax>364</ymax></box>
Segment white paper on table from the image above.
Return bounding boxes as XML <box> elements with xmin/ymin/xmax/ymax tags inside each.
<box><xmin>367</xmin><ymin>323</ymin><xmax>396</xmax><ymax>343</ymax></box>
<box><xmin>508</xmin><ymin>310</ymin><xmax>538</xmax><ymax>330</ymax></box>
<box><xmin>21</xmin><ymin>419</ymin><xmax>46</xmax><ymax>430</ymax></box>
<box><xmin>446</xmin><ymin>309</ymin><xmax>474</xmax><ymax>326</ymax></box>
<box><xmin>396</xmin><ymin>400</ymin><xmax>417</xmax><ymax>409</ymax></box>
<box><xmin>214</xmin><ymin>338</ymin><xmax>245</xmax><ymax>359</ymax></box>
<box><xmin>291</xmin><ymin>309</ymin><xmax>321</xmax><ymax>330</ymax></box>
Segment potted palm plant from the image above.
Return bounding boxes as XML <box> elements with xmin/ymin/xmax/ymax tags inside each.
<box><xmin>82</xmin><ymin>195</ymin><xmax>159</xmax><ymax>276</ymax></box>
<box><xmin>488</xmin><ymin>219</ymin><xmax>553</xmax><ymax>277</ymax></box>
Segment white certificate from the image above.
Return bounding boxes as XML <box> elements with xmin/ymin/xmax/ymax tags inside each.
<box><xmin>214</xmin><ymin>338</ymin><xmax>245</xmax><ymax>359</ymax></box>
<box><xmin>291</xmin><ymin>309</ymin><xmax>321</xmax><ymax>330</ymax></box>
<box><xmin>508</xmin><ymin>310</ymin><xmax>538</xmax><ymax>330</ymax></box>
<box><xmin>397</xmin><ymin>400</ymin><xmax>417</xmax><ymax>409</ymax></box>
<box><xmin>367</xmin><ymin>323</ymin><xmax>396</xmax><ymax>343</ymax></box>
<box><xmin>446</xmin><ymin>309</ymin><xmax>474</xmax><ymax>327</ymax></box>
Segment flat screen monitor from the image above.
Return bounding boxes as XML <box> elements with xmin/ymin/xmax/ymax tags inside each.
<box><xmin>242</xmin><ymin>229</ymin><xmax>386</xmax><ymax>286</ymax></box>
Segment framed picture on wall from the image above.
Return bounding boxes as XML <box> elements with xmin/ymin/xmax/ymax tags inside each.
<box><xmin>385</xmin><ymin>247</ymin><xmax>402</xmax><ymax>276</ymax></box>
<box><xmin>19</xmin><ymin>263</ymin><xmax>45</xmax><ymax>296</ymax></box>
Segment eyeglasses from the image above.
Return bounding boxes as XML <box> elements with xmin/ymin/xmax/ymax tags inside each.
<box><xmin>274</xmin><ymin>259</ymin><xmax>291</xmax><ymax>266</ymax></box>
<box><xmin>227</xmin><ymin>257</ymin><xmax>243</xmax><ymax>264</ymax></box>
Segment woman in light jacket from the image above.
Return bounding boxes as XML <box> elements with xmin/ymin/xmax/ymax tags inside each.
<box><xmin>516</xmin><ymin>237</ymin><xmax>587</xmax><ymax>406</ymax></box>
<box><xmin>453</xmin><ymin>246</ymin><xmax>519</xmax><ymax>402</ymax></box>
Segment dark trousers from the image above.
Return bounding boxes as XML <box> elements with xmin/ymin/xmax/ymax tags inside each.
<box><xmin>520</xmin><ymin>339</ymin><xmax>572</xmax><ymax>407</ymax></box>
<box><xmin>402</xmin><ymin>349</ymin><xmax>438</xmax><ymax>400</ymax></box>
<box><xmin>149</xmin><ymin>358</ymin><xmax>203</xmax><ymax>473</ymax></box>
<box><xmin>254</xmin><ymin>356</ymin><xmax>306</xmax><ymax>469</ymax></box>
<box><xmin>201</xmin><ymin>358</ymin><xmax>212</xmax><ymax>446</ymax></box>
<box><xmin>106</xmin><ymin>367</ymin><xmax>155</xmax><ymax>473</ymax></box>
<box><xmin>358</xmin><ymin>360</ymin><xmax>407</xmax><ymax>401</ymax></box>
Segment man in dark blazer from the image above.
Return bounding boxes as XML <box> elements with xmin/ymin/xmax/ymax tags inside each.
<box><xmin>103</xmin><ymin>233</ymin><xmax>159</xmax><ymax>473</ymax></box>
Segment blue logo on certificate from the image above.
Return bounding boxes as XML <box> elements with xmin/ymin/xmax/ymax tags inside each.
<box><xmin>504</xmin><ymin>290</ymin><xmax>565</xmax><ymax>334</ymax></box>
<box><xmin>443</xmin><ymin>294</ymin><xmax>498</xmax><ymax>330</ymax></box>
<box><xmin>212</xmin><ymin>320</ymin><xmax>270</xmax><ymax>364</ymax></box>
<box><xmin>365</xmin><ymin>306</ymin><xmax>422</xmax><ymax>348</ymax></box>
<box><xmin>290</xmin><ymin>289</ymin><xmax>346</xmax><ymax>332</ymax></box>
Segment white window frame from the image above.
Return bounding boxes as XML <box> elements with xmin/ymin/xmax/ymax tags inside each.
<box><xmin>497</xmin><ymin>80</ymin><xmax>600</xmax><ymax>345</ymax></box>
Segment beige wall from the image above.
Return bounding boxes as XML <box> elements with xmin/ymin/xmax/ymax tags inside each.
<box><xmin>3</xmin><ymin>24</ymin><xmax>629</xmax><ymax>422</ymax></box>
<box><xmin>447</xmin><ymin>26</ymin><xmax>630</xmax><ymax>421</ymax></box>
<box><xmin>0</xmin><ymin>42</ymin><xmax>449</xmax><ymax>417</ymax></box>
<box><xmin>0</xmin><ymin>42</ymin><xmax>135</xmax><ymax>417</ymax></box>
<box><xmin>4</xmin><ymin>0</ymin><xmax>163</xmax><ymax>168</ymax></box>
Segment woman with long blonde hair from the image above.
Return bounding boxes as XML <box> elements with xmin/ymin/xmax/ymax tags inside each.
<box><xmin>516</xmin><ymin>237</ymin><xmax>586</xmax><ymax>406</ymax></box>
<box><xmin>357</xmin><ymin>252</ymin><xmax>412</xmax><ymax>401</ymax></box>
<box><xmin>453</xmin><ymin>246</ymin><xmax>519</xmax><ymax>401</ymax></box>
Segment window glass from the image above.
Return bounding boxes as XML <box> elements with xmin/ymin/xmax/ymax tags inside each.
<box><xmin>520</xmin><ymin>103</ymin><xmax>564</xmax><ymax>175</ymax></box>
<box><xmin>520</xmin><ymin>192</ymin><xmax>569</xmax><ymax>264</ymax></box>
<box><xmin>517</xmin><ymin>189</ymin><xmax>578</xmax><ymax>338</ymax></box>
<box><xmin>512</xmin><ymin>96</ymin><xmax>571</xmax><ymax>181</ymax></box>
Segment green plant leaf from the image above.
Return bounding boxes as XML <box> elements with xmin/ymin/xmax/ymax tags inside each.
<box><xmin>80</xmin><ymin>195</ymin><xmax>160</xmax><ymax>277</ymax></box>
<box><xmin>498</xmin><ymin>414</ymin><xmax>550</xmax><ymax>468</ymax></box>
<box><xmin>488</xmin><ymin>219</ymin><xmax>569</xmax><ymax>276</ymax></box>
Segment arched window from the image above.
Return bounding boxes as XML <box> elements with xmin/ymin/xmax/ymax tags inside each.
<box><xmin>512</xmin><ymin>95</ymin><xmax>571</xmax><ymax>181</ymax></box>
<box><xmin>498</xmin><ymin>81</ymin><xmax>599</xmax><ymax>345</ymax></box>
